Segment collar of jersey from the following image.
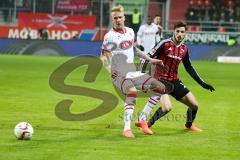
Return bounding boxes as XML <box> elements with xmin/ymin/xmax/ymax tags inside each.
<box><xmin>113</xmin><ymin>27</ymin><xmax>126</xmax><ymax>34</ymax></box>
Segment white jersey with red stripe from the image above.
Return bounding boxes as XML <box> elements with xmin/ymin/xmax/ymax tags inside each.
<box><xmin>102</xmin><ymin>27</ymin><xmax>135</xmax><ymax>63</ymax></box>
<box><xmin>101</xmin><ymin>27</ymin><xmax>157</xmax><ymax>94</ymax></box>
<box><xmin>102</xmin><ymin>27</ymin><xmax>136</xmax><ymax>76</ymax></box>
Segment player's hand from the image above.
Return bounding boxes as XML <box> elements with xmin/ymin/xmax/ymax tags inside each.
<box><xmin>149</xmin><ymin>58</ymin><xmax>164</xmax><ymax>66</ymax></box>
<box><xmin>201</xmin><ymin>82</ymin><xmax>215</xmax><ymax>92</ymax></box>
<box><xmin>138</xmin><ymin>45</ymin><xmax>144</xmax><ymax>51</ymax></box>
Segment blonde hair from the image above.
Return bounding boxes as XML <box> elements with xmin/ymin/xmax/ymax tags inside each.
<box><xmin>111</xmin><ymin>5</ymin><xmax>124</xmax><ymax>13</ymax></box>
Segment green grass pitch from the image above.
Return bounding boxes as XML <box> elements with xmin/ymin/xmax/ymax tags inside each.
<box><xmin>0</xmin><ymin>55</ymin><xmax>239</xmax><ymax>160</ymax></box>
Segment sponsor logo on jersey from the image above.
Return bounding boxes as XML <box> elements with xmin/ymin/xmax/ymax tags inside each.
<box><xmin>119</xmin><ymin>40</ymin><xmax>133</xmax><ymax>49</ymax></box>
<box><xmin>167</xmin><ymin>54</ymin><xmax>182</xmax><ymax>60</ymax></box>
<box><xmin>144</xmin><ymin>31</ymin><xmax>157</xmax><ymax>35</ymax></box>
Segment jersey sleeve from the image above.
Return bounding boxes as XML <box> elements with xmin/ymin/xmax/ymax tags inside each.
<box><xmin>101</xmin><ymin>32</ymin><xmax>117</xmax><ymax>55</ymax></box>
<box><xmin>102</xmin><ymin>33</ymin><xmax>111</xmax><ymax>52</ymax></box>
<box><xmin>149</xmin><ymin>40</ymin><xmax>165</xmax><ymax>57</ymax></box>
<box><xmin>130</xmin><ymin>28</ymin><xmax>135</xmax><ymax>40</ymax></box>
<box><xmin>183</xmin><ymin>50</ymin><xmax>205</xmax><ymax>85</ymax></box>
<box><xmin>140</xmin><ymin>40</ymin><xmax>165</xmax><ymax>73</ymax></box>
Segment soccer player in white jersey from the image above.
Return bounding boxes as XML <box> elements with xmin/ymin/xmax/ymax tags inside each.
<box><xmin>100</xmin><ymin>5</ymin><xmax>167</xmax><ymax>138</ymax></box>
<box><xmin>153</xmin><ymin>15</ymin><xmax>163</xmax><ymax>43</ymax></box>
<box><xmin>137</xmin><ymin>16</ymin><xmax>159</xmax><ymax>53</ymax></box>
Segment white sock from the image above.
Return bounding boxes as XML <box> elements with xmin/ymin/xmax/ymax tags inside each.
<box><xmin>139</xmin><ymin>95</ymin><xmax>161</xmax><ymax>121</ymax></box>
<box><xmin>123</xmin><ymin>93</ymin><xmax>136</xmax><ymax>131</ymax></box>
<box><xmin>123</xmin><ymin>104</ymin><xmax>134</xmax><ymax>131</ymax></box>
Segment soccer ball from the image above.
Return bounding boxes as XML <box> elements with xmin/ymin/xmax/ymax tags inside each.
<box><xmin>14</xmin><ymin>122</ymin><xmax>34</xmax><ymax>140</ymax></box>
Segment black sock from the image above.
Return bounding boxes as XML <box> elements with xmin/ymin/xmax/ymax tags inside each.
<box><xmin>185</xmin><ymin>108</ymin><xmax>198</xmax><ymax>128</ymax></box>
<box><xmin>149</xmin><ymin>107</ymin><xmax>168</xmax><ymax>127</ymax></box>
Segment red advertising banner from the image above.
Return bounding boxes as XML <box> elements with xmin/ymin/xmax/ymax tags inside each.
<box><xmin>56</xmin><ymin>0</ymin><xmax>91</xmax><ymax>12</ymax></box>
<box><xmin>0</xmin><ymin>26</ymin><xmax>108</xmax><ymax>40</ymax></box>
<box><xmin>0</xmin><ymin>26</ymin><xmax>83</xmax><ymax>40</ymax></box>
<box><xmin>18</xmin><ymin>12</ymin><xmax>96</xmax><ymax>30</ymax></box>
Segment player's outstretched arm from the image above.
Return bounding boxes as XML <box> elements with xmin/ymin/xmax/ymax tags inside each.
<box><xmin>134</xmin><ymin>46</ymin><xmax>163</xmax><ymax>66</ymax></box>
<box><xmin>183</xmin><ymin>53</ymin><xmax>215</xmax><ymax>92</ymax></box>
<box><xmin>100</xmin><ymin>50</ymin><xmax>111</xmax><ymax>74</ymax></box>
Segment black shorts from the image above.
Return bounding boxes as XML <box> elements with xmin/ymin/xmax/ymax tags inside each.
<box><xmin>169</xmin><ymin>80</ymin><xmax>189</xmax><ymax>100</ymax></box>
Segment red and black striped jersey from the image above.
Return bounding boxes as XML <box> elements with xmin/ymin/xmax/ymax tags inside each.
<box><xmin>139</xmin><ymin>38</ymin><xmax>214</xmax><ymax>91</ymax></box>
<box><xmin>140</xmin><ymin>38</ymin><xmax>206</xmax><ymax>85</ymax></box>
<box><xmin>149</xmin><ymin>38</ymin><xmax>188</xmax><ymax>81</ymax></box>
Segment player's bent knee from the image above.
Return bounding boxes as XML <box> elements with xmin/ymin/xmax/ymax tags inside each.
<box><xmin>150</xmin><ymin>80</ymin><xmax>165</xmax><ymax>94</ymax></box>
<box><xmin>126</xmin><ymin>87</ymin><xmax>137</xmax><ymax>95</ymax></box>
<box><xmin>152</xmin><ymin>85</ymin><xmax>165</xmax><ymax>95</ymax></box>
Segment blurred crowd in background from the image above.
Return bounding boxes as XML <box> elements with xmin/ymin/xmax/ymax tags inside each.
<box><xmin>186</xmin><ymin>0</ymin><xmax>240</xmax><ymax>32</ymax></box>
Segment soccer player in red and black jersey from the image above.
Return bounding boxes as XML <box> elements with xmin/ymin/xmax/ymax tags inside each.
<box><xmin>139</xmin><ymin>21</ymin><xmax>215</xmax><ymax>132</ymax></box>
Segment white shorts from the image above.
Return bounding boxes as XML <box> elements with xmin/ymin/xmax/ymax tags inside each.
<box><xmin>111</xmin><ymin>71</ymin><xmax>155</xmax><ymax>94</ymax></box>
